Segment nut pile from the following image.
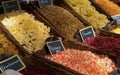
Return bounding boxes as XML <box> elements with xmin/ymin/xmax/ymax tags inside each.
<box><xmin>46</xmin><ymin>49</ymin><xmax>116</xmax><ymax>75</ymax></box>
<box><xmin>40</xmin><ymin>5</ymin><xmax>85</xmax><ymax>40</ymax></box>
<box><xmin>1</xmin><ymin>12</ymin><xmax>50</xmax><ymax>53</ymax></box>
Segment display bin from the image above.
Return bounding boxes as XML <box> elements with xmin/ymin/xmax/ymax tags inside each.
<box><xmin>0</xmin><ymin>23</ymin><xmax>34</xmax><ymax>67</ymax></box>
<box><xmin>26</xmin><ymin>1</ymin><xmax>120</xmax><ymax>41</ymax></box>
<box><xmin>32</xmin><ymin>40</ymin><xmax>119</xmax><ymax>75</ymax></box>
<box><xmin>20</xmin><ymin>2</ymin><xmax>66</xmax><ymax>39</ymax></box>
<box><xmin>53</xmin><ymin>0</ymin><xmax>116</xmax><ymax>30</ymax></box>
<box><xmin>28</xmin><ymin>1</ymin><xmax>120</xmax><ymax>39</ymax></box>
<box><xmin>0</xmin><ymin>23</ymin><xmax>29</xmax><ymax>56</ymax></box>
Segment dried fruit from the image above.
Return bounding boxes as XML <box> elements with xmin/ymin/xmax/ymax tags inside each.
<box><xmin>46</xmin><ymin>49</ymin><xmax>116</xmax><ymax>75</ymax></box>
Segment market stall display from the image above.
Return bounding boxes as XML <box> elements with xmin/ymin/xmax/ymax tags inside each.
<box><xmin>39</xmin><ymin>5</ymin><xmax>85</xmax><ymax>40</ymax></box>
<box><xmin>33</xmin><ymin>40</ymin><xmax>120</xmax><ymax>75</ymax></box>
<box><xmin>65</xmin><ymin>0</ymin><xmax>109</xmax><ymax>30</ymax></box>
<box><xmin>83</xmin><ymin>36</ymin><xmax>120</xmax><ymax>56</ymax></box>
<box><xmin>46</xmin><ymin>49</ymin><xmax>116</xmax><ymax>75</ymax></box>
<box><xmin>1</xmin><ymin>12</ymin><xmax>50</xmax><ymax>54</ymax></box>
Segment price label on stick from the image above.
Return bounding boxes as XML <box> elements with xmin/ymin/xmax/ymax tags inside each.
<box><xmin>0</xmin><ymin>55</ymin><xmax>25</xmax><ymax>72</ymax></box>
<box><xmin>46</xmin><ymin>40</ymin><xmax>65</xmax><ymax>55</ymax></box>
<box><xmin>79</xmin><ymin>26</ymin><xmax>96</xmax><ymax>42</ymax></box>
<box><xmin>2</xmin><ymin>0</ymin><xmax>21</xmax><ymax>13</ymax></box>
<box><xmin>38</xmin><ymin>0</ymin><xmax>53</xmax><ymax>7</ymax></box>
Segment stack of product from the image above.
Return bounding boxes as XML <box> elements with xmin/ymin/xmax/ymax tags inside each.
<box><xmin>83</xmin><ymin>36</ymin><xmax>120</xmax><ymax>56</ymax></box>
<box><xmin>91</xmin><ymin>0</ymin><xmax>120</xmax><ymax>34</ymax></box>
<box><xmin>65</xmin><ymin>0</ymin><xmax>109</xmax><ymax>30</ymax></box>
<box><xmin>39</xmin><ymin>5</ymin><xmax>85</xmax><ymax>40</ymax></box>
<box><xmin>46</xmin><ymin>49</ymin><xmax>116</xmax><ymax>75</ymax></box>
<box><xmin>1</xmin><ymin>12</ymin><xmax>50</xmax><ymax>54</ymax></box>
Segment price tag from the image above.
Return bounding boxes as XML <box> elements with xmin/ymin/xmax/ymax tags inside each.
<box><xmin>38</xmin><ymin>0</ymin><xmax>53</xmax><ymax>7</ymax></box>
<box><xmin>2</xmin><ymin>0</ymin><xmax>21</xmax><ymax>13</ymax></box>
<box><xmin>112</xmin><ymin>14</ymin><xmax>120</xmax><ymax>24</ymax></box>
<box><xmin>79</xmin><ymin>26</ymin><xmax>96</xmax><ymax>42</ymax></box>
<box><xmin>46</xmin><ymin>40</ymin><xmax>65</xmax><ymax>55</ymax></box>
<box><xmin>0</xmin><ymin>55</ymin><xmax>25</xmax><ymax>72</ymax></box>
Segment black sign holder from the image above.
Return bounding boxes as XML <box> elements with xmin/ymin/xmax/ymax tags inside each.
<box><xmin>0</xmin><ymin>55</ymin><xmax>25</xmax><ymax>72</ymax></box>
<box><xmin>2</xmin><ymin>0</ymin><xmax>21</xmax><ymax>13</ymax></box>
<box><xmin>38</xmin><ymin>0</ymin><xmax>53</xmax><ymax>7</ymax></box>
<box><xmin>46</xmin><ymin>40</ymin><xmax>65</xmax><ymax>55</ymax></box>
<box><xmin>79</xmin><ymin>26</ymin><xmax>96</xmax><ymax>42</ymax></box>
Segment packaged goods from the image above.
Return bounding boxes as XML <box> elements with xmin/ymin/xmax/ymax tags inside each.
<box><xmin>66</xmin><ymin>0</ymin><xmax>109</xmax><ymax>30</ymax></box>
<box><xmin>1</xmin><ymin>12</ymin><xmax>50</xmax><ymax>54</ymax></box>
<box><xmin>93</xmin><ymin>0</ymin><xmax>120</xmax><ymax>16</ymax></box>
<box><xmin>46</xmin><ymin>49</ymin><xmax>116</xmax><ymax>75</ymax></box>
<box><xmin>20</xmin><ymin>65</ymin><xmax>59</xmax><ymax>75</ymax></box>
<box><xmin>40</xmin><ymin>5</ymin><xmax>85</xmax><ymax>40</ymax></box>
<box><xmin>83</xmin><ymin>36</ymin><xmax>120</xmax><ymax>56</ymax></box>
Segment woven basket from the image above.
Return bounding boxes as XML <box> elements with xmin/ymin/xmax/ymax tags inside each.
<box><xmin>33</xmin><ymin>40</ymin><xmax>119</xmax><ymax>75</ymax></box>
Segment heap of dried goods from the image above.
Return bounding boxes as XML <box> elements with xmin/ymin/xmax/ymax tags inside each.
<box><xmin>40</xmin><ymin>5</ymin><xmax>85</xmax><ymax>40</ymax></box>
<box><xmin>83</xmin><ymin>36</ymin><xmax>120</xmax><ymax>56</ymax></box>
<box><xmin>0</xmin><ymin>30</ymin><xmax>18</xmax><ymax>55</ymax></box>
<box><xmin>46</xmin><ymin>49</ymin><xmax>116</xmax><ymax>75</ymax></box>
<box><xmin>93</xmin><ymin>0</ymin><xmax>120</xmax><ymax>16</ymax></box>
<box><xmin>66</xmin><ymin>0</ymin><xmax>109</xmax><ymax>30</ymax></box>
<box><xmin>1</xmin><ymin>12</ymin><xmax>50</xmax><ymax>53</ymax></box>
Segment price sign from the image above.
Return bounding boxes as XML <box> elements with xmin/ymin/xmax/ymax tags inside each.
<box><xmin>46</xmin><ymin>40</ymin><xmax>65</xmax><ymax>55</ymax></box>
<box><xmin>0</xmin><ymin>55</ymin><xmax>25</xmax><ymax>72</ymax></box>
<box><xmin>112</xmin><ymin>14</ymin><xmax>120</xmax><ymax>24</ymax></box>
<box><xmin>38</xmin><ymin>0</ymin><xmax>53</xmax><ymax>7</ymax></box>
<box><xmin>79</xmin><ymin>26</ymin><xmax>96</xmax><ymax>42</ymax></box>
<box><xmin>2</xmin><ymin>0</ymin><xmax>21</xmax><ymax>13</ymax></box>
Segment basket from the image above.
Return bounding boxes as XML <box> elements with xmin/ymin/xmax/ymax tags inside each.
<box><xmin>33</xmin><ymin>40</ymin><xmax>119</xmax><ymax>75</ymax></box>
